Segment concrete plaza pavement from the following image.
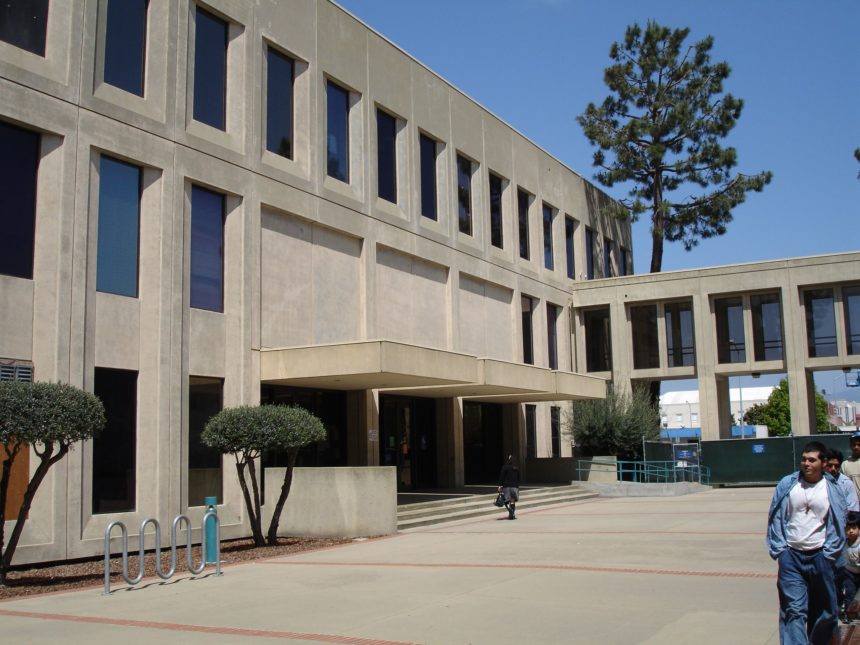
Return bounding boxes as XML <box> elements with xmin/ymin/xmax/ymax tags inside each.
<box><xmin>0</xmin><ymin>487</ymin><xmax>795</xmax><ymax>644</ymax></box>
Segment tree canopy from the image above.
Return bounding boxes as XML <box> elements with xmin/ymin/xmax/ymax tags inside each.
<box><xmin>743</xmin><ymin>379</ymin><xmax>829</xmax><ymax>437</ymax></box>
<box><xmin>578</xmin><ymin>22</ymin><xmax>772</xmax><ymax>273</ymax></box>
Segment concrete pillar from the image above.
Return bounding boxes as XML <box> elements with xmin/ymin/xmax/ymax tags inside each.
<box><xmin>435</xmin><ymin>398</ymin><xmax>464</xmax><ymax>487</ymax></box>
<box><xmin>693</xmin><ymin>291</ymin><xmax>722</xmax><ymax>440</ymax></box>
<box><xmin>347</xmin><ymin>390</ymin><xmax>379</xmax><ymax>466</ymax></box>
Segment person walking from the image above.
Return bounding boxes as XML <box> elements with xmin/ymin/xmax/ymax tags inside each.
<box><xmin>498</xmin><ymin>454</ymin><xmax>520</xmax><ymax>520</ymax></box>
<box><xmin>767</xmin><ymin>440</ymin><xmax>847</xmax><ymax>644</ymax></box>
<box><xmin>841</xmin><ymin>432</ymin><xmax>860</xmax><ymax>499</ymax></box>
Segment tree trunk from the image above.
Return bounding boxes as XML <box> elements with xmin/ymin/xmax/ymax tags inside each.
<box><xmin>234</xmin><ymin>459</ymin><xmax>265</xmax><ymax>547</ymax></box>
<box><xmin>650</xmin><ymin>169</ymin><xmax>665</xmax><ymax>274</ymax></box>
<box><xmin>266</xmin><ymin>450</ymin><xmax>298</xmax><ymax>545</ymax></box>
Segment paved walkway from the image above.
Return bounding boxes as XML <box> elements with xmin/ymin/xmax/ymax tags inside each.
<box><xmin>0</xmin><ymin>486</ymin><xmax>844</xmax><ymax>644</ymax></box>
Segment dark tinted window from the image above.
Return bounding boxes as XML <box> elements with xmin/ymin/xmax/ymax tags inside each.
<box><xmin>521</xmin><ymin>296</ymin><xmax>534</xmax><ymax>365</ymax></box>
<box><xmin>551</xmin><ymin>407</ymin><xmax>561</xmax><ymax>458</ymax></box>
<box><xmin>547</xmin><ymin>303</ymin><xmax>559</xmax><ymax>370</ymax></box>
<box><xmin>565</xmin><ymin>217</ymin><xmax>575</xmax><ymax>279</ymax></box>
<box><xmin>266</xmin><ymin>47</ymin><xmax>294</xmax><ymax>159</ymax></box>
<box><xmin>715</xmin><ymin>297</ymin><xmax>745</xmax><ymax>363</ymax></box>
<box><xmin>0</xmin><ymin>0</ymin><xmax>48</xmax><ymax>55</ymax></box>
<box><xmin>190</xmin><ymin>185</ymin><xmax>225</xmax><ymax>312</ymax></box>
<box><xmin>0</xmin><ymin>121</ymin><xmax>40</xmax><ymax>279</ymax></box>
<box><xmin>326</xmin><ymin>81</ymin><xmax>349</xmax><ymax>182</ymax></box>
<box><xmin>97</xmin><ymin>156</ymin><xmax>141</xmax><ymax>297</ymax></box>
<box><xmin>489</xmin><ymin>173</ymin><xmax>503</xmax><ymax>249</ymax></box>
<box><xmin>419</xmin><ymin>134</ymin><xmax>437</xmax><ymax>219</ymax></box>
<box><xmin>456</xmin><ymin>154</ymin><xmax>472</xmax><ymax>235</ymax></box>
<box><xmin>525</xmin><ymin>405</ymin><xmax>536</xmax><ymax>459</ymax></box>
<box><xmin>376</xmin><ymin>109</ymin><xmax>397</xmax><ymax>203</ymax></box>
<box><xmin>93</xmin><ymin>367</ymin><xmax>137</xmax><ymax>514</ymax></box>
<box><xmin>193</xmin><ymin>7</ymin><xmax>227</xmax><ymax>129</ymax></box>
<box><xmin>631</xmin><ymin>304</ymin><xmax>659</xmax><ymax>369</ymax></box>
<box><xmin>584</xmin><ymin>308</ymin><xmax>612</xmax><ymax>372</ymax></box>
<box><xmin>543</xmin><ymin>204</ymin><xmax>554</xmax><ymax>270</ymax></box>
<box><xmin>188</xmin><ymin>377</ymin><xmax>223</xmax><ymax>506</ymax></box>
<box><xmin>620</xmin><ymin>247</ymin><xmax>630</xmax><ymax>276</ymax></box>
<box><xmin>585</xmin><ymin>228</ymin><xmax>595</xmax><ymax>279</ymax></box>
<box><xmin>517</xmin><ymin>188</ymin><xmax>530</xmax><ymax>260</ymax></box>
<box><xmin>103</xmin><ymin>0</ymin><xmax>147</xmax><ymax>96</ymax></box>
<box><xmin>804</xmin><ymin>289</ymin><xmax>837</xmax><ymax>358</ymax></box>
<box><xmin>603</xmin><ymin>239</ymin><xmax>613</xmax><ymax>277</ymax></box>
<box><xmin>665</xmin><ymin>301</ymin><xmax>695</xmax><ymax>367</ymax></box>
<box><xmin>751</xmin><ymin>293</ymin><xmax>783</xmax><ymax>361</ymax></box>
<box><xmin>845</xmin><ymin>286</ymin><xmax>860</xmax><ymax>355</ymax></box>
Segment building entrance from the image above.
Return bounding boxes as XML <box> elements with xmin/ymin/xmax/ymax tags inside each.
<box><xmin>379</xmin><ymin>395</ymin><xmax>437</xmax><ymax>490</ymax></box>
<box><xmin>463</xmin><ymin>401</ymin><xmax>504</xmax><ymax>484</ymax></box>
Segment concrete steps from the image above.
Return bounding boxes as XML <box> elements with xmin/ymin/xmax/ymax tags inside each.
<box><xmin>396</xmin><ymin>485</ymin><xmax>598</xmax><ymax>531</ymax></box>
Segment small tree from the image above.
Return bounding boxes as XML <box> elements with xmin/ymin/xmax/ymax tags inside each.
<box><xmin>201</xmin><ymin>404</ymin><xmax>326</xmax><ymax>546</ymax></box>
<box><xmin>0</xmin><ymin>381</ymin><xmax>105</xmax><ymax>586</ymax></box>
<box><xmin>744</xmin><ymin>379</ymin><xmax>828</xmax><ymax>436</ymax></box>
<box><xmin>564</xmin><ymin>385</ymin><xmax>660</xmax><ymax>460</ymax></box>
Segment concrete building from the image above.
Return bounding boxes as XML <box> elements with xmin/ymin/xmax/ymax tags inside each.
<box><xmin>659</xmin><ymin>387</ymin><xmax>773</xmax><ymax>440</ymax></box>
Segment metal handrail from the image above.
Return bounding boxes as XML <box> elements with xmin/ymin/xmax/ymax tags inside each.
<box><xmin>575</xmin><ymin>459</ymin><xmax>711</xmax><ymax>486</ymax></box>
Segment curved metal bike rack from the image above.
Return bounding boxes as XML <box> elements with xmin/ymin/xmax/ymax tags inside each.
<box><xmin>103</xmin><ymin>510</ymin><xmax>221</xmax><ymax>595</ymax></box>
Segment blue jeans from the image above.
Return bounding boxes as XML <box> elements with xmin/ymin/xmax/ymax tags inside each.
<box><xmin>777</xmin><ymin>548</ymin><xmax>838</xmax><ymax>645</ymax></box>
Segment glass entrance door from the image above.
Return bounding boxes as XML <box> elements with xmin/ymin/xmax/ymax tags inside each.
<box><xmin>380</xmin><ymin>395</ymin><xmax>437</xmax><ymax>490</ymax></box>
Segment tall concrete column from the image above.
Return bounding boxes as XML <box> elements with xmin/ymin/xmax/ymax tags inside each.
<box><xmin>783</xmin><ymin>281</ymin><xmax>814</xmax><ymax>436</ymax></box>
<box><xmin>435</xmin><ymin>398</ymin><xmax>464</xmax><ymax>487</ymax></box>
<box><xmin>693</xmin><ymin>291</ymin><xmax>722</xmax><ymax>440</ymax></box>
<box><xmin>347</xmin><ymin>390</ymin><xmax>379</xmax><ymax>466</ymax></box>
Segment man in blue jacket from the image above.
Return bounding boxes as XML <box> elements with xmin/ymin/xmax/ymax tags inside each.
<box><xmin>767</xmin><ymin>441</ymin><xmax>847</xmax><ymax>644</ymax></box>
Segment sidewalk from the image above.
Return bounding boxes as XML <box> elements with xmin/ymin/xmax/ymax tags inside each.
<box><xmin>0</xmin><ymin>487</ymin><xmax>803</xmax><ymax>644</ymax></box>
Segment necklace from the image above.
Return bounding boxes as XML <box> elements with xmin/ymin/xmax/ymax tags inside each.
<box><xmin>802</xmin><ymin>481</ymin><xmax>817</xmax><ymax>515</ymax></box>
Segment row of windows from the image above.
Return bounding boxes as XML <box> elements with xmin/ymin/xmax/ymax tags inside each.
<box><xmin>1</xmin><ymin>1</ymin><xmax>629</xmax><ymax>281</ymax></box>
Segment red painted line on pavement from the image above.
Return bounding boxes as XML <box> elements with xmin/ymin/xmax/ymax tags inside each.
<box><xmin>427</xmin><ymin>529</ymin><xmax>761</xmax><ymax>536</ymax></box>
<box><xmin>536</xmin><ymin>510</ymin><xmax>763</xmax><ymax>516</ymax></box>
<box><xmin>267</xmin><ymin>560</ymin><xmax>776</xmax><ymax>580</ymax></box>
<box><xmin>0</xmin><ymin>608</ymin><xmax>418</xmax><ymax>645</ymax></box>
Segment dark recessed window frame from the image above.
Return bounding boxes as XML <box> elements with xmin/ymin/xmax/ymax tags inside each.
<box><xmin>0</xmin><ymin>121</ymin><xmax>40</xmax><ymax>280</ymax></box>
<box><xmin>193</xmin><ymin>6</ymin><xmax>228</xmax><ymax>130</ymax></box>
<box><xmin>489</xmin><ymin>172</ymin><xmax>503</xmax><ymax>249</ymax></box>
<box><xmin>190</xmin><ymin>184</ymin><xmax>226</xmax><ymax>312</ymax></box>
<box><xmin>543</xmin><ymin>203</ymin><xmax>554</xmax><ymax>270</ymax></box>
<box><xmin>517</xmin><ymin>188</ymin><xmax>530</xmax><ymax>260</ymax></box>
<box><xmin>419</xmin><ymin>133</ymin><xmax>438</xmax><ymax>220</ymax></box>
<box><xmin>96</xmin><ymin>155</ymin><xmax>142</xmax><ymax>298</ymax></box>
<box><xmin>265</xmin><ymin>44</ymin><xmax>295</xmax><ymax>159</ymax></box>
<box><xmin>0</xmin><ymin>0</ymin><xmax>49</xmax><ymax>56</ymax></box>
<box><xmin>376</xmin><ymin>107</ymin><xmax>397</xmax><ymax>203</ymax></box>
<box><xmin>456</xmin><ymin>153</ymin><xmax>473</xmax><ymax>236</ymax></box>
<box><xmin>103</xmin><ymin>0</ymin><xmax>148</xmax><ymax>96</ymax></box>
<box><xmin>326</xmin><ymin>79</ymin><xmax>350</xmax><ymax>183</ymax></box>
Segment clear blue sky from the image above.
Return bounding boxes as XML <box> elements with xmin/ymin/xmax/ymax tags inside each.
<box><xmin>336</xmin><ymin>0</ymin><xmax>860</xmax><ymax>401</ymax></box>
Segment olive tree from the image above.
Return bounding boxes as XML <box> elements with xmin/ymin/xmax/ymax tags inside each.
<box><xmin>0</xmin><ymin>381</ymin><xmax>105</xmax><ymax>585</ymax></box>
<box><xmin>201</xmin><ymin>404</ymin><xmax>326</xmax><ymax>546</ymax></box>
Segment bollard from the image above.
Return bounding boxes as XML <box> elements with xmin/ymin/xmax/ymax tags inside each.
<box><xmin>204</xmin><ymin>496</ymin><xmax>219</xmax><ymax>564</ymax></box>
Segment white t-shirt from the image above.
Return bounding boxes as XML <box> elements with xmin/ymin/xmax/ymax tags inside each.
<box><xmin>786</xmin><ymin>477</ymin><xmax>829</xmax><ymax>551</ymax></box>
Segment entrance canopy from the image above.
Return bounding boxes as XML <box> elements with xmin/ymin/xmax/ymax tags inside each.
<box><xmin>260</xmin><ymin>341</ymin><xmax>605</xmax><ymax>402</ymax></box>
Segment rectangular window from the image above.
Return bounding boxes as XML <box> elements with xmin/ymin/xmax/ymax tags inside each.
<box><xmin>189</xmin><ymin>377</ymin><xmax>223</xmax><ymax>506</ymax></box>
<box><xmin>190</xmin><ymin>185</ymin><xmax>225</xmax><ymax>312</ymax></box>
<box><xmin>804</xmin><ymin>289</ymin><xmax>837</xmax><ymax>358</ymax></box>
<box><xmin>521</xmin><ymin>295</ymin><xmax>534</xmax><ymax>365</ymax></box>
<box><xmin>584</xmin><ymin>307</ymin><xmax>612</xmax><ymax>372</ymax></box>
<box><xmin>93</xmin><ymin>367</ymin><xmax>137</xmax><ymax>514</ymax></box>
<box><xmin>376</xmin><ymin>109</ymin><xmax>397</xmax><ymax>203</ymax></box>
<box><xmin>456</xmin><ymin>154</ymin><xmax>473</xmax><ymax>235</ymax></box>
<box><xmin>326</xmin><ymin>80</ymin><xmax>349</xmax><ymax>182</ymax></box>
<box><xmin>565</xmin><ymin>216</ymin><xmax>575</xmax><ymax>279</ymax></box>
<box><xmin>517</xmin><ymin>188</ymin><xmax>530</xmax><ymax>260</ymax></box>
<box><xmin>751</xmin><ymin>293</ymin><xmax>784</xmax><ymax>361</ymax></box>
<box><xmin>691</xmin><ymin>412</ymin><xmax>698</xmax><ymax>425</ymax></box>
<box><xmin>193</xmin><ymin>7</ymin><xmax>228</xmax><ymax>130</ymax></box>
<box><xmin>525</xmin><ymin>404</ymin><xmax>537</xmax><ymax>459</ymax></box>
<box><xmin>631</xmin><ymin>304</ymin><xmax>659</xmax><ymax>369</ymax></box>
<box><xmin>103</xmin><ymin>0</ymin><xmax>147</xmax><ymax>96</ymax></box>
<box><xmin>665</xmin><ymin>301</ymin><xmax>695</xmax><ymax>367</ymax></box>
<box><xmin>585</xmin><ymin>227</ymin><xmax>595</xmax><ymax>280</ymax></box>
<box><xmin>603</xmin><ymin>239</ymin><xmax>613</xmax><ymax>277</ymax></box>
<box><xmin>715</xmin><ymin>297</ymin><xmax>745</xmax><ymax>363</ymax></box>
<box><xmin>0</xmin><ymin>0</ymin><xmax>48</xmax><ymax>55</ymax></box>
<box><xmin>844</xmin><ymin>286</ymin><xmax>860</xmax><ymax>355</ymax></box>
<box><xmin>265</xmin><ymin>46</ymin><xmax>294</xmax><ymax>159</ymax></box>
<box><xmin>620</xmin><ymin>247</ymin><xmax>630</xmax><ymax>276</ymax></box>
<box><xmin>97</xmin><ymin>156</ymin><xmax>141</xmax><ymax>297</ymax></box>
<box><xmin>419</xmin><ymin>134</ymin><xmax>437</xmax><ymax>220</ymax></box>
<box><xmin>0</xmin><ymin>121</ymin><xmax>40</xmax><ymax>280</ymax></box>
<box><xmin>543</xmin><ymin>204</ymin><xmax>554</xmax><ymax>270</ymax></box>
<box><xmin>551</xmin><ymin>406</ymin><xmax>561</xmax><ymax>458</ymax></box>
<box><xmin>547</xmin><ymin>303</ymin><xmax>560</xmax><ymax>370</ymax></box>
<box><xmin>489</xmin><ymin>173</ymin><xmax>503</xmax><ymax>249</ymax></box>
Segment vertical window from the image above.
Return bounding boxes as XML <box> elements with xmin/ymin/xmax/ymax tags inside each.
<box><xmin>585</xmin><ymin>227</ymin><xmax>595</xmax><ymax>280</ymax></box>
<box><xmin>620</xmin><ymin>247</ymin><xmax>630</xmax><ymax>276</ymax></box>
<box><xmin>419</xmin><ymin>133</ymin><xmax>437</xmax><ymax>220</ymax></box>
<box><xmin>631</xmin><ymin>304</ymin><xmax>659</xmax><ymax>369</ymax></box>
<box><xmin>665</xmin><ymin>301</ymin><xmax>695</xmax><ymax>367</ymax></box>
<box><xmin>543</xmin><ymin>204</ymin><xmax>554</xmax><ymax>270</ymax></box>
<box><xmin>103</xmin><ymin>0</ymin><xmax>147</xmax><ymax>96</ymax></box>
<box><xmin>751</xmin><ymin>293</ymin><xmax>784</xmax><ymax>361</ymax></box>
<box><xmin>551</xmin><ymin>407</ymin><xmax>561</xmax><ymax>458</ymax></box>
<box><xmin>456</xmin><ymin>154</ymin><xmax>473</xmax><ymax>235</ymax></box>
<box><xmin>584</xmin><ymin>308</ymin><xmax>612</xmax><ymax>372</ymax></box>
<box><xmin>547</xmin><ymin>303</ymin><xmax>560</xmax><ymax>370</ymax></box>
<box><xmin>190</xmin><ymin>185</ymin><xmax>225</xmax><ymax>312</ymax></box>
<box><xmin>603</xmin><ymin>239</ymin><xmax>613</xmax><ymax>277</ymax></box>
<box><xmin>525</xmin><ymin>404</ymin><xmax>537</xmax><ymax>459</ymax></box>
<box><xmin>804</xmin><ymin>289</ymin><xmax>837</xmax><ymax>358</ymax></box>
<box><xmin>376</xmin><ymin>109</ymin><xmax>397</xmax><ymax>203</ymax></box>
<box><xmin>489</xmin><ymin>173</ymin><xmax>503</xmax><ymax>249</ymax></box>
<box><xmin>193</xmin><ymin>7</ymin><xmax>228</xmax><ymax>130</ymax></box>
<box><xmin>521</xmin><ymin>295</ymin><xmax>534</xmax><ymax>365</ymax></box>
<box><xmin>189</xmin><ymin>377</ymin><xmax>223</xmax><ymax>506</ymax></box>
<box><xmin>0</xmin><ymin>0</ymin><xmax>48</xmax><ymax>55</ymax></box>
<box><xmin>844</xmin><ymin>286</ymin><xmax>860</xmax><ymax>355</ymax></box>
<box><xmin>97</xmin><ymin>156</ymin><xmax>141</xmax><ymax>297</ymax></box>
<box><xmin>715</xmin><ymin>297</ymin><xmax>745</xmax><ymax>363</ymax></box>
<box><xmin>565</xmin><ymin>216</ymin><xmax>575</xmax><ymax>279</ymax></box>
<box><xmin>517</xmin><ymin>188</ymin><xmax>530</xmax><ymax>260</ymax></box>
<box><xmin>0</xmin><ymin>121</ymin><xmax>39</xmax><ymax>280</ymax></box>
<box><xmin>265</xmin><ymin>46</ymin><xmax>294</xmax><ymax>159</ymax></box>
<box><xmin>93</xmin><ymin>367</ymin><xmax>137</xmax><ymax>514</ymax></box>
<box><xmin>326</xmin><ymin>80</ymin><xmax>349</xmax><ymax>182</ymax></box>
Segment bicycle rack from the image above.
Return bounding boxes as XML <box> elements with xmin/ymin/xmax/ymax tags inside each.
<box><xmin>103</xmin><ymin>510</ymin><xmax>221</xmax><ymax>595</ymax></box>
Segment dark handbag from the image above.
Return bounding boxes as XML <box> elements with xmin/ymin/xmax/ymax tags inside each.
<box><xmin>494</xmin><ymin>491</ymin><xmax>507</xmax><ymax>507</ymax></box>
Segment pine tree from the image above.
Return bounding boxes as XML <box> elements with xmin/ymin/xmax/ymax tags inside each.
<box><xmin>578</xmin><ymin>22</ymin><xmax>772</xmax><ymax>273</ymax></box>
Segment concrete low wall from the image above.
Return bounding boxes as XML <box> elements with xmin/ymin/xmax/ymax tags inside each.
<box><xmin>263</xmin><ymin>467</ymin><xmax>397</xmax><ymax>538</ymax></box>
<box><xmin>525</xmin><ymin>457</ymin><xmax>578</xmax><ymax>483</ymax></box>
<box><xmin>577</xmin><ymin>481</ymin><xmax>711</xmax><ymax>497</ymax></box>
<box><xmin>574</xmin><ymin>456</ymin><xmax>618</xmax><ymax>483</ymax></box>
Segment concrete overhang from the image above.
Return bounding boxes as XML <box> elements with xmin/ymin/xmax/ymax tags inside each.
<box><xmin>259</xmin><ymin>341</ymin><xmax>478</xmax><ymax>390</ymax></box>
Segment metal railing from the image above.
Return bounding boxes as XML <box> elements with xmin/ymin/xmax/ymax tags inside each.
<box><xmin>103</xmin><ymin>510</ymin><xmax>221</xmax><ymax>595</ymax></box>
<box><xmin>575</xmin><ymin>459</ymin><xmax>711</xmax><ymax>486</ymax></box>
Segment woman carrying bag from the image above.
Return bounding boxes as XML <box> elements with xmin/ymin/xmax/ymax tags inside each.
<box><xmin>498</xmin><ymin>454</ymin><xmax>520</xmax><ymax>520</ymax></box>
